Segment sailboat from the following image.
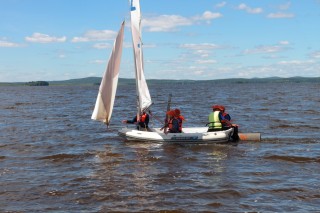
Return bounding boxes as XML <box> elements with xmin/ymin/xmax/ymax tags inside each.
<box><xmin>92</xmin><ymin>0</ymin><xmax>236</xmax><ymax>144</ymax></box>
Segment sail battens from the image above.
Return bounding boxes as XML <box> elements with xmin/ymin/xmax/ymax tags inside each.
<box><xmin>91</xmin><ymin>21</ymin><xmax>125</xmax><ymax>125</ymax></box>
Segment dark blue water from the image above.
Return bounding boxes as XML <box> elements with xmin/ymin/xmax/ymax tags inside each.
<box><xmin>0</xmin><ymin>82</ymin><xmax>319</xmax><ymax>212</ymax></box>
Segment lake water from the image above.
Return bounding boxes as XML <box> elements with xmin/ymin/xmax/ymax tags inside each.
<box><xmin>0</xmin><ymin>82</ymin><xmax>319</xmax><ymax>212</ymax></box>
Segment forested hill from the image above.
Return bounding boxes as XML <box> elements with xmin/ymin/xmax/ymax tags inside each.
<box><xmin>47</xmin><ymin>76</ymin><xmax>320</xmax><ymax>85</ymax></box>
<box><xmin>0</xmin><ymin>76</ymin><xmax>319</xmax><ymax>86</ymax></box>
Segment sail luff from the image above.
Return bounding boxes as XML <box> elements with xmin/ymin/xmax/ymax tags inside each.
<box><xmin>129</xmin><ymin>0</ymin><xmax>152</xmax><ymax>114</ymax></box>
<box><xmin>91</xmin><ymin>21</ymin><xmax>125</xmax><ymax>126</ymax></box>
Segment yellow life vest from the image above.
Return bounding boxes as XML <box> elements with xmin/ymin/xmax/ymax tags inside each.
<box><xmin>208</xmin><ymin>111</ymin><xmax>222</xmax><ymax>130</ymax></box>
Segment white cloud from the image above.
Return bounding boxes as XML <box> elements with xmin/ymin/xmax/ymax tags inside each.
<box><xmin>237</xmin><ymin>3</ymin><xmax>263</xmax><ymax>14</ymax></box>
<box><xmin>195</xmin><ymin>50</ymin><xmax>210</xmax><ymax>58</ymax></box>
<box><xmin>267</xmin><ymin>12</ymin><xmax>295</xmax><ymax>19</ymax></box>
<box><xmin>0</xmin><ymin>39</ymin><xmax>21</xmax><ymax>47</ymax></box>
<box><xmin>93</xmin><ymin>43</ymin><xmax>112</xmax><ymax>49</ymax></box>
<box><xmin>279</xmin><ymin>2</ymin><xmax>291</xmax><ymax>10</ymax></box>
<box><xmin>180</xmin><ymin>43</ymin><xmax>221</xmax><ymax>50</ymax></box>
<box><xmin>123</xmin><ymin>42</ymin><xmax>133</xmax><ymax>48</ymax></box>
<box><xmin>71</xmin><ymin>37</ymin><xmax>89</xmax><ymax>42</ymax></box>
<box><xmin>215</xmin><ymin>1</ymin><xmax>227</xmax><ymax>8</ymax></box>
<box><xmin>142</xmin><ymin>11</ymin><xmax>222</xmax><ymax>32</ymax></box>
<box><xmin>232</xmin><ymin>60</ymin><xmax>318</xmax><ymax>78</ymax></box>
<box><xmin>243</xmin><ymin>41</ymin><xmax>290</xmax><ymax>55</ymax></box>
<box><xmin>142</xmin><ymin>43</ymin><xmax>157</xmax><ymax>48</ymax></box>
<box><xmin>310</xmin><ymin>51</ymin><xmax>320</xmax><ymax>59</ymax></box>
<box><xmin>178</xmin><ymin>43</ymin><xmax>224</xmax><ymax>64</ymax></box>
<box><xmin>71</xmin><ymin>30</ymin><xmax>117</xmax><ymax>42</ymax></box>
<box><xmin>143</xmin><ymin>15</ymin><xmax>192</xmax><ymax>32</ymax></box>
<box><xmin>243</xmin><ymin>46</ymin><xmax>281</xmax><ymax>54</ymax></box>
<box><xmin>278</xmin><ymin>60</ymin><xmax>315</xmax><ymax>65</ymax></box>
<box><xmin>25</xmin><ymin>33</ymin><xmax>66</xmax><ymax>43</ymax></box>
<box><xmin>193</xmin><ymin>11</ymin><xmax>223</xmax><ymax>22</ymax></box>
<box><xmin>90</xmin><ymin>60</ymin><xmax>105</xmax><ymax>64</ymax></box>
<box><xmin>196</xmin><ymin>59</ymin><xmax>217</xmax><ymax>64</ymax></box>
<box><xmin>92</xmin><ymin>41</ymin><xmax>154</xmax><ymax>49</ymax></box>
<box><xmin>279</xmin><ymin>40</ymin><xmax>290</xmax><ymax>45</ymax></box>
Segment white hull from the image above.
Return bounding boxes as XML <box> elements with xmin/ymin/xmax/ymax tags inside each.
<box><xmin>118</xmin><ymin>127</ymin><xmax>234</xmax><ymax>144</ymax></box>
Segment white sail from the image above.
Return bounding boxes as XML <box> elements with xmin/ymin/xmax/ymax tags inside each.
<box><xmin>91</xmin><ymin>21</ymin><xmax>125</xmax><ymax>126</ymax></box>
<box><xmin>129</xmin><ymin>0</ymin><xmax>152</xmax><ymax>113</ymax></box>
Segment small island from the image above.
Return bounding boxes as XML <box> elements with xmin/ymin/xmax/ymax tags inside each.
<box><xmin>25</xmin><ymin>81</ymin><xmax>49</xmax><ymax>86</ymax></box>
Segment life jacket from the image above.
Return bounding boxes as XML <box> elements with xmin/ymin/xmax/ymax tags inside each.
<box><xmin>168</xmin><ymin>119</ymin><xmax>173</xmax><ymax>131</ymax></box>
<box><xmin>221</xmin><ymin>112</ymin><xmax>232</xmax><ymax>128</ymax></box>
<box><xmin>168</xmin><ymin>117</ymin><xmax>181</xmax><ymax>133</ymax></box>
<box><xmin>208</xmin><ymin>111</ymin><xmax>222</xmax><ymax>130</ymax></box>
<box><xmin>140</xmin><ymin>113</ymin><xmax>147</xmax><ymax>123</ymax></box>
<box><xmin>177</xmin><ymin>115</ymin><xmax>185</xmax><ymax>121</ymax></box>
<box><xmin>177</xmin><ymin>116</ymin><xmax>183</xmax><ymax>132</ymax></box>
<box><xmin>222</xmin><ymin>112</ymin><xmax>231</xmax><ymax>121</ymax></box>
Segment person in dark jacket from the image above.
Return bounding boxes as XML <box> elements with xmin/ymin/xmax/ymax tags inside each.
<box><xmin>220</xmin><ymin>105</ymin><xmax>239</xmax><ymax>141</ymax></box>
<box><xmin>122</xmin><ymin>112</ymin><xmax>150</xmax><ymax>131</ymax></box>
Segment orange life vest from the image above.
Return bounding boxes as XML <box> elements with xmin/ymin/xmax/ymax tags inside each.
<box><xmin>140</xmin><ymin>113</ymin><xmax>147</xmax><ymax>122</ymax></box>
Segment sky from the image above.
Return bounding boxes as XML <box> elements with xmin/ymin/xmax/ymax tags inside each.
<box><xmin>1</xmin><ymin>0</ymin><xmax>320</xmax><ymax>82</ymax></box>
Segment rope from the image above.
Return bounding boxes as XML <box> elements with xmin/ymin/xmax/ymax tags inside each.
<box><xmin>149</xmin><ymin>110</ymin><xmax>164</xmax><ymax>125</ymax></box>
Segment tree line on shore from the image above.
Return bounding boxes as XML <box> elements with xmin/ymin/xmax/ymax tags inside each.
<box><xmin>25</xmin><ymin>81</ymin><xmax>49</xmax><ymax>86</ymax></box>
<box><xmin>0</xmin><ymin>77</ymin><xmax>319</xmax><ymax>86</ymax></box>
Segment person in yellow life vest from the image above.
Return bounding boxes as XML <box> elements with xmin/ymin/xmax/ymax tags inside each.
<box><xmin>207</xmin><ymin>105</ymin><xmax>240</xmax><ymax>141</ymax></box>
<box><xmin>122</xmin><ymin>112</ymin><xmax>150</xmax><ymax>131</ymax></box>
<box><xmin>166</xmin><ymin>110</ymin><xmax>181</xmax><ymax>133</ymax></box>
<box><xmin>207</xmin><ymin>105</ymin><xmax>230</xmax><ymax>132</ymax></box>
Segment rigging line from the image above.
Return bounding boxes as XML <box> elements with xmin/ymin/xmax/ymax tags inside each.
<box><xmin>149</xmin><ymin>111</ymin><xmax>164</xmax><ymax>125</ymax></box>
<box><xmin>142</xmin><ymin>103</ymin><xmax>152</xmax><ymax>113</ymax></box>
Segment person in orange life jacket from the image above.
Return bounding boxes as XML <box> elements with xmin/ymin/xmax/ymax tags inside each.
<box><xmin>174</xmin><ymin>108</ymin><xmax>185</xmax><ymax>132</ymax></box>
<box><xmin>174</xmin><ymin>108</ymin><xmax>185</xmax><ymax>122</ymax></box>
<box><xmin>122</xmin><ymin>112</ymin><xmax>149</xmax><ymax>130</ymax></box>
<box><xmin>166</xmin><ymin>110</ymin><xmax>180</xmax><ymax>133</ymax></box>
<box><xmin>207</xmin><ymin>105</ymin><xmax>230</xmax><ymax>132</ymax></box>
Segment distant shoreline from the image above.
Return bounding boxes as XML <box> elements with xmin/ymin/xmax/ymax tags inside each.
<box><xmin>0</xmin><ymin>76</ymin><xmax>319</xmax><ymax>86</ymax></box>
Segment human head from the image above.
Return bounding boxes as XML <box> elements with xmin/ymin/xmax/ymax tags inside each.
<box><xmin>174</xmin><ymin>108</ymin><xmax>180</xmax><ymax>116</ymax></box>
<box><xmin>140</xmin><ymin>111</ymin><xmax>145</xmax><ymax>116</ymax></box>
<box><xmin>166</xmin><ymin>110</ymin><xmax>175</xmax><ymax>118</ymax></box>
<box><xmin>212</xmin><ymin>105</ymin><xmax>224</xmax><ymax>111</ymax></box>
<box><xmin>219</xmin><ymin>105</ymin><xmax>225</xmax><ymax>112</ymax></box>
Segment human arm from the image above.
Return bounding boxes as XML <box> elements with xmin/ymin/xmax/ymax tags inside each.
<box><xmin>224</xmin><ymin>114</ymin><xmax>231</xmax><ymax>121</ymax></box>
<box><xmin>219</xmin><ymin>112</ymin><xmax>232</xmax><ymax>127</ymax></box>
<box><xmin>122</xmin><ymin>116</ymin><xmax>137</xmax><ymax>124</ymax></box>
<box><xmin>144</xmin><ymin>114</ymin><xmax>149</xmax><ymax>125</ymax></box>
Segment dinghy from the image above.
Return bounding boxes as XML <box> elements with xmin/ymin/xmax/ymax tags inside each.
<box><xmin>118</xmin><ymin>127</ymin><xmax>234</xmax><ymax>144</ymax></box>
<box><xmin>92</xmin><ymin>0</ymin><xmax>243</xmax><ymax>144</ymax></box>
